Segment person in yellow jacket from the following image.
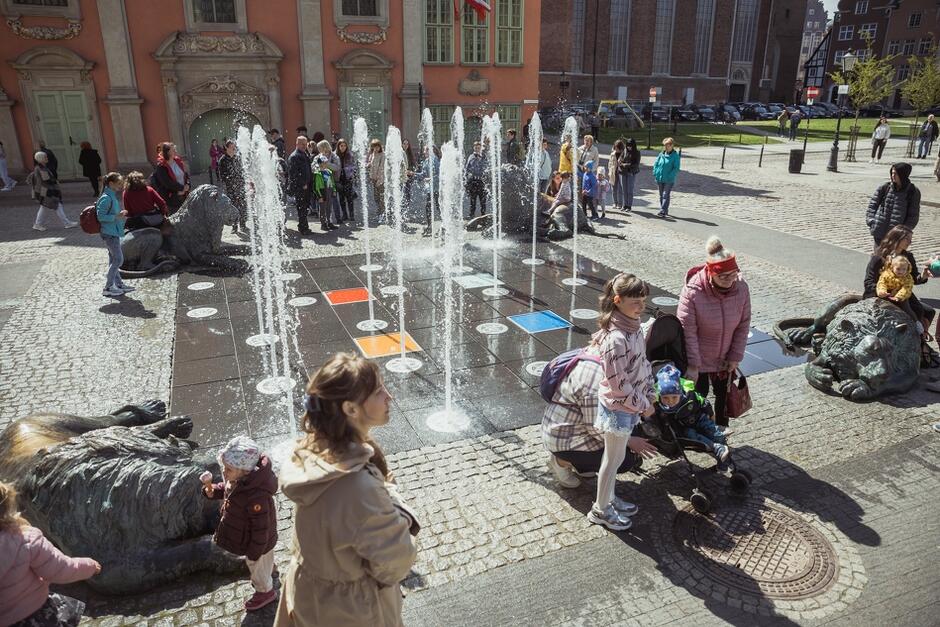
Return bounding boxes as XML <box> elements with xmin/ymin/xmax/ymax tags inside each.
<box><xmin>877</xmin><ymin>255</ymin><xmax>918</xmax><ymax>322</ymax></box>
<box><xmin>558</xmin><ymin>138</ymin><xmax>575</xmax><ymax>175</ymax></box>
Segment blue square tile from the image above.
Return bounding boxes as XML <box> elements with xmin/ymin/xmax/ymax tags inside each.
<box><xmin>507</xmin><ymin>310</ymin><xmax>573</xmax><ymax>334</ymax></box>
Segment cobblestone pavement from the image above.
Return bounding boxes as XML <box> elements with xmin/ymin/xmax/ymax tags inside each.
<box><xmin>0</xmin><ymin>166</ymin><xmax>937</xmax><ymax>626</ymax></box>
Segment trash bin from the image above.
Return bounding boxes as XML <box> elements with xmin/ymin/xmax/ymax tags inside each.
<box><xmin>788</xmin><ymin>149</ymin><xmax>803</xmax><ymax>173</ymax></box>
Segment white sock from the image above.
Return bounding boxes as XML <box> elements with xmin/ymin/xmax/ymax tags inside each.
<box><xmin>595</xmin><ymin>432</ymin><xmax>628</xmax><ymax>510</ymax></box>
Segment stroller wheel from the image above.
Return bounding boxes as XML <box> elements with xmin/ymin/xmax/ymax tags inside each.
<box><xmin>729</xmin><ymin>470</ymin><xmax>751</xmax><ymax>493</ymax></box>
<box><xmin>690</xmin><ymin>489</ymin><xmax>712</xmax><ymax>514</ymax></box>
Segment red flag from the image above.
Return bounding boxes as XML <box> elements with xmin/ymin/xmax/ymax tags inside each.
<box><xmin>466</xmin><ymin>0</ymin><xmax>491</xmax><ymax>21</ymax></box>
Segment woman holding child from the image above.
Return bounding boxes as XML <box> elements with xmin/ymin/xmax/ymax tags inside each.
<box><xmin>863</xmin><ymin>225</ymin><xmax>935</xmax><ymax>334</ymax></box>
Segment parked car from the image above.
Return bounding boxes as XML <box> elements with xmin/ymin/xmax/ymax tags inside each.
<box><xmin>918</xmin><ymin>105</ymin><xmax>940</xmax><ymax>117</ymax></box>
<box><xmin>606</xmin><ymin>103</ymin><xmax>645</xmax><ymax>130</ymax></box>
<box><xmin>715</xmin><ymin>104</ymin><xmax>742</xmax><ymax>122</ymax></box>
<box><xmin>740</xmin><ymin>104</ymin><xmax>776</xmax><ymax>121</ymax></box>
<box><xmin>640</xmin><ymin>104</ymin><xmax>671</xmax><ymax>123</ymax></box>
<box><xmin>766</xmin><ymin>103</ymin><xmax>785</xmax><ymax>114</ymax></box>
<box><xmin>857</xmin><ymin>106</ymin><xmax>904</xmax><ymax>118</ymax></box>
<box><xmin>812</xmin><ymin>102</ymin><xmax>840</xmax><ymax>117</ymax></box>
<box><xmin>690</xmin><ymin>104</ymin><xmax>717</xmax><ymax>122</ymax></box>
<box><xmin>672</xmin><ymin>106</ymin><xmax>700</xmax><ymax>122</ymax></box>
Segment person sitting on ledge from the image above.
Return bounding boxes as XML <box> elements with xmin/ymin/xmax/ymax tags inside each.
<box><xmin>541</xmin><ymin>347</ymin><xmax>659</xmax><ymax>490</ymax></box>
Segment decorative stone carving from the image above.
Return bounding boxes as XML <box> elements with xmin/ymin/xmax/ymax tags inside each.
<box><xmin>6</xmin><ymin>17</ymin><xmax>82</xmax><ymax>40</ymax></box>
<box><xmin>459</xmin><ymin>70</ymin><xmax>490</xmax><ymax>97</ymax></box>
<box><xmin>336</xmin><ymin>26</ymin><xmax>388</xmax><ymax>44</ymax></box>
<box><xmin>170</xmin><ymin>32</ymin><xmax>268</xmax><ymax>55</ymax></box>
<box><xmin>179</xmin><ymin>77</ymin><xmax>269</xmax><ymax>129</ymax></box>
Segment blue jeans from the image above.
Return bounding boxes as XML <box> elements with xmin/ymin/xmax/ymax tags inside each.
<box><xmin>657</xmin><ymin>182</ymin><xmax>673</xmax><ymax>214</ymax></box>
<box><xmin>612</xmin><ymin>174</ymin><xmax>624</xmax><ymax>207</ymax></box>
<box><xmin>624</xmin><ymin>172</ymin><xmax>637</xmax><ymax>209</ymax></box>
<box><xmin>101</xmin><ymin>234</ymin><xmax>124</xmax><ymax>290</ymax></box>
<box><xmin>917</xmin><ymin>137</ymin><xmax>934</xmax><ymax>158</ymax></box>
<box><xmin>683</xmin><ymin>412</ymin><xmax>726</xmax><ymax>450</ymax></box>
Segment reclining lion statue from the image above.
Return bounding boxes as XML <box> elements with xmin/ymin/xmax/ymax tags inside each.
<box><xmin>0</xmin><ymin>401</ymin><xmax>245</xmax><ymax>594</ymax></box>
<box><xmin>774</xmin><ymin>295</ymin><xmax>921</xmax><ymax>401</ymax></box>
<box><xmin>120</xmin><ymin>184</ymin><xmax>246</xmax><ymax>278</ymax></box>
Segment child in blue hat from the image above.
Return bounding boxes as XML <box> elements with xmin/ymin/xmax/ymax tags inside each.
<box><xmin>654</xmin><ymin>365</ymin><xmax>730</xmax><ymax>462</ymax></box>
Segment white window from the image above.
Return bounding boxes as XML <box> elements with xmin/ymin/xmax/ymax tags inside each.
<box><xmin>692</xmin><ymin>0</ymin><xmax>715</xmax><ymax>74</ymax></box>
<box><xmin>571</xmin><ymin>0</ymin><xmax>585</xmax><ymax>72</ymax></box>
<box><xmin>838</xmin><ymin>25</ymin><xmax>854</xmax><ymax>41</ymax></box>
<box><xmin>652</xmin><ymin>0</ymin><xmax>676</xmax><ymax>74</ymax></box>
<box><xmin>854</xmin><ymin>1</ymin><xmax>868</xmax><ymax>15</ymax></box>
<box><xmin>496</xmin><ymin>0</ymin><xmax>523</xmax><ymax>65</ymax></box>
<box><xmin>184</xmin><ymin>0</ymin><xmax>246</xmax><ymax>31</ymax></box>
<box><xmin>462</xmin><ymin>4</ymin><xmax>488</xmax><ymax>64</ymax></box>
<box><xmin>919</xmin><ymin>37</ymin><xmax>933</xmax><ymax>55</ymax></box>
<box><xmin>902</xmin><ymin>39</ymin><xmax>915</xmax><ymax>55</ymax></box>
<box><xmin>608</xmin><ymin>0</ymin><xmax>631</xmax><ymax>73</ymax></box>
<box><xmin>896</xmin><ymin>64</ymin><xmax>910</xmax><ymax>81</ymax></box>
<box><xmin>834</xmin><ymin>49</ymin><xmax>846</xmax><ymax>65</ymax></box>
<box><xmin>333</xmin><ymin>0</ymin><xmax>388</xmax><ymax>26</ymax></box>
<box><xmin>425</xmin><ymin>0</ymin><xmax>454</xmax><ymax>64</ymax></box>
<box><xmin>342</xmin><ymin>0</ymin><xmax>377</xmax><ymax>15</ymax></box>
<box><xmin>887</xmin><ymin>40</ymin><xmax>900</xmax><ymax>55</ymax></box>
<box><xmin>4</xmin><ymin>0</ymin><xmax>79</xmax><ymax>18</ymax></box>
<box><xmin>429</xmin><ymin>105</ymin><xmax>455</xmax><ymax>143</ymax></box>
<box><xmin>495</xmin><ymin>104</ymin><xmax>520</xmax><ymax>136</ymax></box>
<box><xmin>909</xmin><ymin>12</ymin><xmax>922</xmax><ymax>28</ymax></box>
<box><xmin>859</xmin><ymin>23</ymin><xmax>876</xmax><ymax>40</ymax></box>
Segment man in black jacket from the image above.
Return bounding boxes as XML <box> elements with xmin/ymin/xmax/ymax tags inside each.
<box><xmin>287</xmin><ymin>136</ymin><xmax>312</xmax><ymax>235</ymax></box>
<box><xmin>866</xmin><ymin>162</ymin><xmax>920</xmax><ymax>247</ymax></box>
<box><xmin>916</xmin><ymin>114</ymin><xmax>938</xmax><ymax>159</ymax></box>
<box><xmin>269</xmin><ymin>129</ymin><xmax>286</xmax><ymax>159</ymax></box>
<box><xmin>505</xmin><ymin>129</ymin><xmax>522</xmax><ymax>166</ymax></box>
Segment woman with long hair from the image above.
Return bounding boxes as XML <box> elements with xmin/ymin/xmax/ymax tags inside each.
<box><xmin>0</xmin><ymin>481</ymin><xmax>100</xmax><ymax>626</ymax></box>
<box><xmin>335</xmin><ymin>138</ymin><xmax>357</xmax><ymax>222</ymax></box>
<box><xmin>123</xmin><ymin>170</ymin><xmax>169</xmax><ymax>232</ymax></box>
<box><xmin>275</xmin><ymin>353</ymin><xmax>419</xmax><ymax>627</ymax></box>
<box><xmin>367</xmin><ymin>139</ymin><xmax>386</xmax><ymax>216</ymax></box>
<box><xmin>863</xmin><ymin>225</ymin><xmax>936</xmax><ymax>334</ymax></box>
<box><xmin>151</xmin><ymin>142</ymin><xmax>190</xmax><ymax>213</ymax></box>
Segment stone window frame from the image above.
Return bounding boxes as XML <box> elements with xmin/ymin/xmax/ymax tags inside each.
<box><xmin>461</xmin><ymin>4</ymin><xmax>489</xmax><ymax>66</ymax></box>
<box><xmin>183</xmin><ymin>0</ymin><xmax>247</xmax><ymax>33</ymax></box>
<box><xmin>333</xmin><ymin>0</ymin><xmax>388</xmax><ymax>28</ymax></box>
<box><xmin>2</xmin><ymin>0</ymin><xmax>80</xmax><ymax>19</ymax></box>
<box><xmin>495</xmin><ymin>0</ymin><xmax>524</xmax><ymax>66</ymax></box>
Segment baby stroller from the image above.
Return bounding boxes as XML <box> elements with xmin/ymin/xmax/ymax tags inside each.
<box><xmin>644</xmin><ymin>312</ymin><xmax>751</xmax><ymax>513</ymax></box>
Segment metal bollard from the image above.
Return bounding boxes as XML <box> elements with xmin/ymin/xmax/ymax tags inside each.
<box><xmin>759</xmin><ymin>144</ymin><xmax>764</xmax><ymax>168</ymax></box>
<box><xmin>720</xmin><ymin>146</ymin><xmax>726</xmax><ymax>170</ymax></box>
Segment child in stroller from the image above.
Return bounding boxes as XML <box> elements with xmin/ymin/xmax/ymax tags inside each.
<box><xmin>654</xmin><ymin>365</ymin><xmax>730</xmax><ymax>464</ymax></box>
<box><xmin>644</xmin><ymin>311</ymin><xmax>751</xmax><ymax>512</ymax></box>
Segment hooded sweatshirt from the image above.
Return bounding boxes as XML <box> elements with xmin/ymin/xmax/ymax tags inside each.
<box><xmin>592</xmin><ymin>310</ymin><xmax>654</xmax><ymax>415</ymax></box>
<box><xmin>274</xmin><ymin>441</ymin><xmax>417</xmax><ymax>627</ymax></box>
<box><xmin>866</xmin><ymin>162</ymin><xmax>920</xmax><ymax>242</ymax></box>
<box><xmin>0</xmin><ymin>525</ymin><xmax>98</xmax><ymax>625</ymax></box>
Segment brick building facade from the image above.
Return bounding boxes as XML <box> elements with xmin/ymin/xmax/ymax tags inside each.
<box><xmin>0</xmin><ymin>0</ymin><xmax>540</xmax><ymax>178</ymax></box>
<box><xmin>796</xmin><ymin>0</ymin><xmax>831</xmax><ymax>95</ymax></box>
<box><xmin>539</xmin><ymin>0</ymin><xmax>807</xmax><ymax>107</ymax></box>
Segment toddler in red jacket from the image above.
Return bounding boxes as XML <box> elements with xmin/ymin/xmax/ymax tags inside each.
<box><xmin>200</xmin><ymin>436</ymin><xmax>279</xmax><ymax>612</ymax></box>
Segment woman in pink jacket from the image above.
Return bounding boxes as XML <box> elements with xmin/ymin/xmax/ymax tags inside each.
<box><xmin>676</xmin><ymin>237</ymin><xmax>751</xmax><ymax>429</ymax></box>
<box><xmin>0</xmin><ymin>481</ymin><xmax>100</xmax><ymax>627</ymax></box>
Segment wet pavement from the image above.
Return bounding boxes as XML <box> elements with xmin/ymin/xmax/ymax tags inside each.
<box><xmin>171</xmin><ymin>241</ymin><xmax>808</xmax><ymax>454</ymax></box>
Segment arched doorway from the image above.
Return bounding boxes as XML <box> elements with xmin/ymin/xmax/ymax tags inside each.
<box><xmin>187</xmin><ymin>108</ymin><xmax>261</xmax><ymax>173</ymax></box>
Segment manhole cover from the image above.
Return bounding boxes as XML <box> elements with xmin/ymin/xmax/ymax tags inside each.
<box><xmin>673</xmin><ymin>496</ymin><xmax>838</xmax><ymax>600</ymax></box>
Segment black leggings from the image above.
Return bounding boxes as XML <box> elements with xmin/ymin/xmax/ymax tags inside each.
<box><xmin>695</xmin><ymin>372</ymin><xmax>729</xmax><ymax>427</ymax></box>
<box><xmin>871</xmin><ymin>139</ymin><xmax>887</xmax><ymax>160</ymax></box>
<box><xmin>553</xmin><ymin>446</ymin><xmax>639</xmax><ymax>475</ymax></box>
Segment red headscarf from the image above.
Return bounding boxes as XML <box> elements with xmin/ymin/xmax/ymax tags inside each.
<box><xmin>706</xmin><ymin>256</ymin><xmax>739</xmax><ymax>276</ymax></box>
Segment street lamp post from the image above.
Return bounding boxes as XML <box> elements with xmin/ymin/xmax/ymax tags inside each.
<box><xmin>827</xmin><ymin>51</ymin><xmax>857</xmax><ymax>173</ymax></box>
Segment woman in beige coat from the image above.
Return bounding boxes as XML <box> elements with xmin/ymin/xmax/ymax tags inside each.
<box><xmin>275</xmin><ymin>353</ymin><xmax>419</xmax><ymax>627</ymax></box>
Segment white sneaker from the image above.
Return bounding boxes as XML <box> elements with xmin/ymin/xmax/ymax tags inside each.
<box><xmin>32</xmin><ymin>224</ymin><xmax>47</xmax><ymax>232</ymax></box>
<box><xmin>713</xmin><ymin>443</ymin><xmax>731</xmax><ymax>462</ymax></box>
<box><xmin>102</xmin><ymin>288</ymin><xmax>123</xmax><ymax>297</ymax></box>
<box><xmin>1</xmin><ymin>187</ymin><xmax>11</xmax><ymax>192</ymax></box>
<box><xmin>118</xmin><ymin>285</ymin><xmax>136</xmax><ymax>294</ymax></box>
<box><xmin>547</xmin><ymin>455</ymin><xmax>581</xmax><ymax>488</ymax></box>
<box><xmin>611</xmin><ymin>496</ymin><xmax>639</xmax><ymax>516</ymax></box>
<box><xmin>868</xmin><ymin>158</ymin><xmax>874</xmax><ymax>164</ymax></box>
<box><xmin>63</xmin><ymin>221</ymin><xmax>78</xmax><ymax>229</ymax></box>
<box><xmin>587</xmin><ymin>504</ymin><xmax>632</xmax><ymax>531</ymax></box>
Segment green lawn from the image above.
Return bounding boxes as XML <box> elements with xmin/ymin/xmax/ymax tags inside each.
<box><xmin>743</xmin><ymin>118</ymin><xmax>914</xmax><ymax>143</ymax></box>
<box><xmin>598</xmin><ymin>123</ymin><xmax>770</xmax><ymax>148</ymax></box>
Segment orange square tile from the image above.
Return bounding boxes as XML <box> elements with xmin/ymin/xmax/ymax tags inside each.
<box><xmin>325</xmin><ymin>287</ymin><xmax>371</xmax><ymax>305</ymax></box>
<box><xmin>354</xmin><ymin>332</ymin><xmax>422</xmax><ymax>358</ymax></box>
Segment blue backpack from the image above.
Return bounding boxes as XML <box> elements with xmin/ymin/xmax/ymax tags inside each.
<box><xmin>539</xmin><ymin>348</ymin><xmax>602</xmax><ymax>405</ymax></box>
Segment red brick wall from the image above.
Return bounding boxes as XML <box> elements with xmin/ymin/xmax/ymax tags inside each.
<box><xmin>710</xmin><ymin>0</ymin><xmax>736</xmax><ymax>78</ymax></box>
<box><xmin>671</xmin><ymin>0</ymin><xmax>697</xmax><ymax>77</ymax></box>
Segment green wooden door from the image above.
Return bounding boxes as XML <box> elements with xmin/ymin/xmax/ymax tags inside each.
<box><xmin>344</xmin><ymin>87</ymin><xmax>385</xmax><ymax>139</ymax></box>
<box><xmin>34</xmin><ymin>91</ymin><xmax>90</xmax><ymax>179</ymax></box>
<box><xmin>188</xmin><ymin>108</ymin><xmax>261</xmax><ymax>174</ymax></box>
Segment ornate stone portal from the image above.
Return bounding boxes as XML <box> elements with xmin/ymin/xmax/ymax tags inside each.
<box><xmin>154</xmin><ymin>32</ymin><xmax>283</xmax><ymax>160</ymax></box>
